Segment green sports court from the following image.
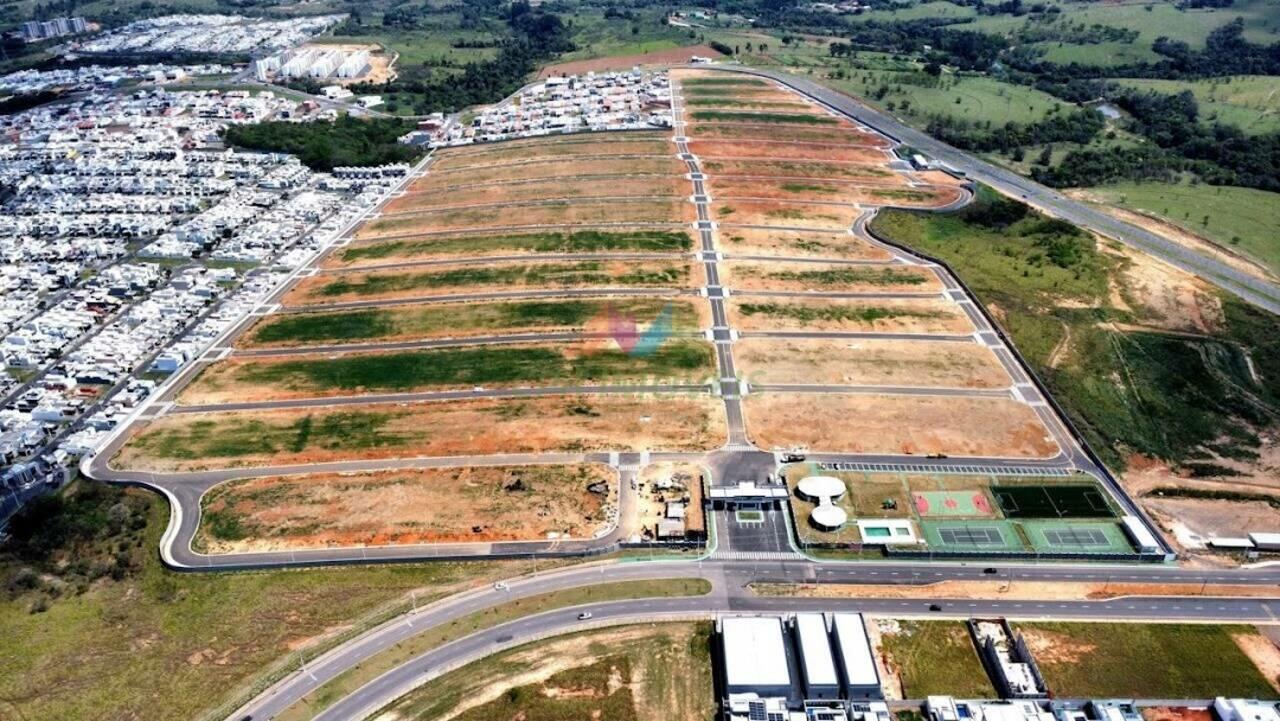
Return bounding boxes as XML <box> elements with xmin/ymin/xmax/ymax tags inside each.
<box><xmin>1021</xmin><ymin>520</ymin><xmax>1134</xmax><ymax>553</ymax></box>
<box><xmin>920</xmin><ymin>520</ymin><xmax>1024</xmax><ymax>552</ymax></box>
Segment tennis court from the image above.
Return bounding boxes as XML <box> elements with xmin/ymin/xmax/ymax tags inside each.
<box><xmin>913</xmin><ymin>490</ymin><xmax>996</xmax><ymax>518</ymax></box>
<box><xmin>1021</xmin><ymin>520</ymin><xmax>1133</xmax><ymax>553</ymax></box>
<box><xmin>920</xmin><ymin>520</ymin><xmax>1024</xmax><ymax>552</ymax></box>
<box><xmin>993</xmin><ymin>484</ymin><xmax>1115</xmax><ymax>519</ymax></box>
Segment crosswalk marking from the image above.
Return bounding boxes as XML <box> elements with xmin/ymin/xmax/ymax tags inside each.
<box><xmin>716</xmin><ymin>551</ymin><xmax>797</xmax><ymax>560</ymax></box>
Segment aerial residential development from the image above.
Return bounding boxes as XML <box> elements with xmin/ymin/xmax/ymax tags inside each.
<box><xmin>1</xmin><ymin>3</ymin><xmax>1278</xmax><ymax>721</ymax></box>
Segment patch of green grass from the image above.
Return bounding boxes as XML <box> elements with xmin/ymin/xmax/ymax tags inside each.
<box><xmin>689</xmin><ymin>110</ymin><xmax>838</xmax><ymax>125</ymax></box>
<box><xmin>778</xmin><ymin>182</ymin><xmax>839</xmax><ymax>195</ymax></box>
<box><xmin>0</xmin><ymin>489</ymin><xmax>560</xmax><ymax>721</ymax></box>
<box><xmin>338</xmin><ymin>229</ymin><xmax>693</xmax><ymax>264</ymax></box>
<box><xmin>310</xmin><ymin>261</ymin><xmax>689</xmax><ymax>298</ymax></box>
<box><xmin>879</xmin><ymin>621</ymin><xmax>994</xmax><ymax>698</ymax></box>
<box><xmin>247</xmin><ymin>299</ymin><xmax>700</xmax><ymax>346</ymax></box>
<box><xmin>386</xmin><ymin>621</ymin><xmax>715</xmax><ymax>721</ymax></box>
<box><xmin>1017</xmin><ymin>622</ymin><xmax>1275</xmax><ymax>698</ymax></box>
<box><xmin>276</xmin><ymin>580</ymin><xmax>712</xmax><ymax>721</ymax></box>
<box><xmin>684</xmin><ymin>98</ymin><xmax>810</xmax><ymax>109</ymax></box>
<box><xmin>1085</xmin><ymin>180</ymin><xmax>1280</xmax><ymax>276</ymax></box>
<box><xmin>764</xmin><ymin>267</ymin><xmax>930</xmax><ymax>286</ymax></box>
<box><xmin>738</xmin><ymin>302</ymin><xmax>944</xmax><ymax>324</ymax></box>
<box><xmin>226</xmin><ymin>340</ymin><xmax>716</xmax><ymax>391</ymax></box>
<box><xmin>129</xmin><ymin>410</ymin><xmax>410</xmax><ymax>461</ymax></box>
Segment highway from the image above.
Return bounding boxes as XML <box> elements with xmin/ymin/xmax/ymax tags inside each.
<box><xmin>225</xmin><ymin>558</ymin><xmax>1280</xmax><ymax>721</ymax></box>
<box><xmin>719</xmin><ymin>66</ymin><xmax>1280</xmax><ymax>314</ymax></box>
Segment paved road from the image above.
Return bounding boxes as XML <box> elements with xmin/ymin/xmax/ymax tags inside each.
<box><xmin>717</xmin><ymin>65</ymin><xmax>1280</xmax><ymax>314</ymax></box>
<box><xmin>227</xmin><ymin>558</ymin><xmax>1280</xmax><ymax>721</ymax></box>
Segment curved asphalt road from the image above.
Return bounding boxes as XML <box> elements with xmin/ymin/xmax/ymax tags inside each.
<box><xmin>712</xmin><ymin>65</ymin><xmax>1280</xmax><ymax>313</ymax></box>
<box><xmin>227</xmin><ymin>559</ymin><xmax>1280</xmax><ymax>721</ymax></box>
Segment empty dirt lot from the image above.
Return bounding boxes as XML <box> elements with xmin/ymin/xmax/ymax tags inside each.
<box><xmin>688</xmin><ymin>123</ymin><xmax>891</xmax><ymax>147</ymax></box>
<box><xmin>710</xmin><ymin>178</ymin><xmax>959</xmax><ymax>208</ymax></box>
<box><xmin>282</xmin><ymin>258</ymin><xmax>701</xmax><ymax>306</ymax></box>
<box><xmin>734</xmin><ymin>337</ymin><xmax>1011</xmax><ymax>388</ymax></box>
<box><xmin>430</xmin><ymin>135</ymin><xmax>673</xmax><ymax>171</ymax></box>
<box><xmin>356</xmin><ymin>199</ymin><xmax>695</xmax><ymax>239</ymax></box>
<box><xmin>413</xmin><ymin>156</ymin><xmax>686</xmax><ymax>188</ymax></box>
<box><xmin>718</xmin><ymin>228</ymin><xmax>892</xmax><ymax>260</ymax></box>
<box><xmin>728</xmin><ymin>296</ymin><xmax>974</xmax><ymax>334</ymax></box>
<box><xmin>716</xmin><ymin>200</ymin><xmax>862</xmax><ymax>230</ymax></box>
<box><xmin>195</xmin><ymin>464</ymin><xmax>617</xmax><ymax>552</ymax></box>
<box><xmin>689</xmin><ymin>139</ymin><xmax>889</xmax><ymax>164</ymax></box>
<box><xmin>383</xmin><ymin>175</ymin><xmax>689</xmax><ymax>212</ymax></box>
<box><xmin>744</xmin><ymin>394</ymin><xmax>1059</xmax><ymax>458</ymax></box>
<box><xmin>115</xmin><ymin>394</ymin><xmax>728</xmax><ymax>472</ymax></box>
<box><xmin>702</xmin><ymin>158</ymin><xmax>900</xmax><ymax>182</ymax></box>
<box><xmin>720</xmin><ymin>260</ymin><xmax>941</xmax><ymax>293</ymax></box>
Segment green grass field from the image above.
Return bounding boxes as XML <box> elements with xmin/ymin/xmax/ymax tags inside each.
<box><xmin>870</xmin><ymin>186</ymin><xmax>1280</xmax><ymax>472</ymax></box>
<box><xmin>819</xmin><ymin>70</ymin><xmax>1066</xmax><ymax>127</ymax></box>
<box><xmin>955</xmin><ymin>0</ymin><xmax>1280</xmax><ymax>49</ymax></box>
<box><xmin>1016</xmin><ymin>622</ymin><xmax>1277</xmax><ymax>698</ymax></box>
<box><xmin>307</xmin><ymin>260</ymin><xmax>690</xmax><ymax>298</ymax></box>
<box><xmin>878</xmin><ymin>620</ymin><xmax>995</xmax><ymax>697</ymax></box>
<box><xmin>0</xmin><ymin>489</ymin><xmax>556</xmax><ymax>721</ymax></box>
<box><xmin>338</xmin><ymin>229</ymin><xmax>694</xmax><ymax>265</ymax></box>
<box><xmin>1030</xmin><ymin>39</ymin><xmax>1160</xmax><ymax>67</ymax></box>
<box><xmin>246</xmin><ymin>298</ymin><xmax>701</xmax><ymax>346</ymax></box>
<box><xmin>1115</xmin><ymin>75</ymin><xmax>1280</xmax><ymax>134</ymax></box>
<box><xmin>556</xmin><ymin>7</ymin><xmax>691</xmax><ymax>62</ymax></box>
<box><xmin>213</xmin><ymin>340</ymin><xmax>716</xmax><ymax>393</ymax></box>
<box><xmin>1084</xmin><ymin>180</ymin><xmax>1280</xmax><ymax>277</ymax></box>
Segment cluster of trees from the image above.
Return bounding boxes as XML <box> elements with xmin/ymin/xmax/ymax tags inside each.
<box><xmin>1029</xmin><ymin>84</ymin><xmax>1280</xmax><ymax>192</ymax></box>
<box><xmin>924</xmin><ymin>107</ymin><xmax>1103</xmax><ymax>153</ymax></box>
<box><xmin>839</xmin><ymin>19</ymin><xmax>1009</xmax><ymax>70</ymax></box>
<box><xmin>223</xmin><ymin>116</ymin><xmax>421</xmax><ymax>171</ymax></box>
<box><xmin>345</xmin><ymin>0</ymin><xmax>573</xmax><ymax>115</ymax></box>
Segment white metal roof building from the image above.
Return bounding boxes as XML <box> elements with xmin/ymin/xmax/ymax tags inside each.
<box><xmin>794</xmin><ymin>613</ymin><xmax>840</xmax><ymax>700</ymax></box>
<box><xmin>719</xmin><ymin>616</ymin><xmax>794</xmax><ymax>698</ymax></box>
<box><xmin>832</xmin><ymin>613</ymin><xmax>882</xmax><ymax>699</ymax></box>
<box><xmin>1120</xmin><ymin>515</ymin><xmax>1160</xmax><ymax>554</ymax></box>
<box><xmin>1214</xmin><ymin>698</ymin><xmax>1280</xmax><ymax>721</ymax></box>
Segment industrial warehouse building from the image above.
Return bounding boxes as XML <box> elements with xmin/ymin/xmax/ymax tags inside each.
<box><xmin>717</xmin><ymin>613</ymin><xmax>887</xmax><ymax>721</ymax></box>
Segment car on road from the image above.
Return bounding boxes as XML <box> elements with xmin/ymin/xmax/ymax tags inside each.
<box><xmin>493</xmin><ymin>582</ymin><xmax>509</xmax><ymax>591</ymax></box>
<box><xmin>928</xmin><ymin>603</ymin><xmax>943</xmax><ymax>612</ymax></box>
<box><xmin>577</xmin><ymin>611</ymin><xmax>593</xmax><ymax>620</ymax></box>
<box><xmin>983</xmin><ymin>567</ymin><xmax>999</xmax><ymax>575</ymax></box>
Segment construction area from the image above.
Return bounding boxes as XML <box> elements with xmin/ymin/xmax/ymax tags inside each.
<box><xmin>97</xmin><ymin>69</ymin><xmax>1160</xmax><ymax>562</ymax></box>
